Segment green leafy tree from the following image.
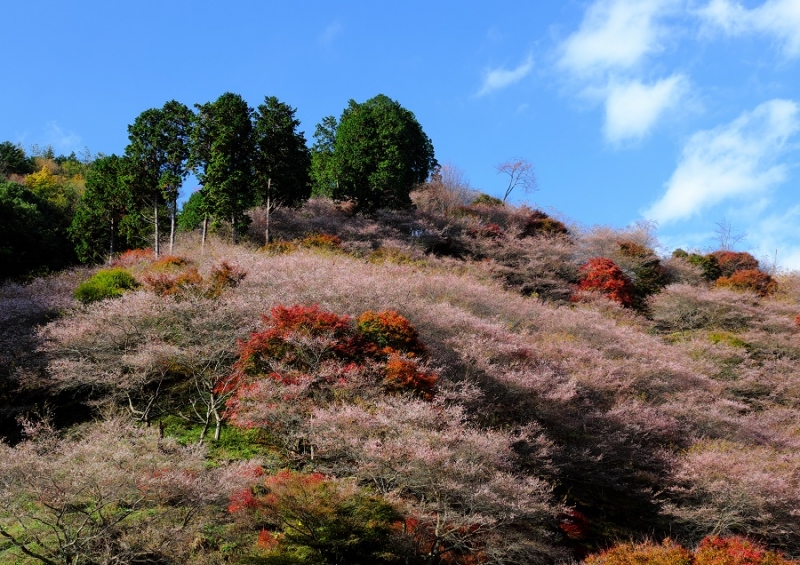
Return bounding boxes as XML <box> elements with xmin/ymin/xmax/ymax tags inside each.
<box><xmin>0</xmin><ymin>182</ymin><xmax>73</xmax><ymax>279</ymax></box>
<box><xmin>125</xmin><ymin>100</ymin><xmax>194</xmax><ymax>256</ymax></box>
<box><xmin>0</xmin><ymin>141</ymin><xmax>35</xmax><ymax>177</ymax></box>
<box><xmin>310</xmin><ymin>116</ymin><xmax>338</xmax><ymax>198</ymax></box>
<box><xmin>252</xmin><ymin>96</ymin><xmax>312</xmax><ymax>243</ymax></box>
<box><xmin>69</xmin><ymin>155</ymin><xmax>139</xmax><ymax>263</ymax></box>
<box><xmin>331</xmin><ymin>94</ymin><xmax>437</xmax><ymax>210</ymax></box>
<box><xmin>177</xmin><ymin>189</ymin><xmax>207</xmax><ymax>232</ymax></box>
<box><xmin>191</xmin><ymin>92</ymin><xmax>254</xmax><ymax>244</ymax></box>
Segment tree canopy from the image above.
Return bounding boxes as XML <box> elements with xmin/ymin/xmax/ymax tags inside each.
<box><xmin>327</xmin><ymin>94</ymin><xmax>437</xmax><ymax>210</ymax></box>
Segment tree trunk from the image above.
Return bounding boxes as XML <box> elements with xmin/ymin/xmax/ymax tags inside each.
<box><xmin>265</xmin><ymin>184</ymin><xmax>271</xmax><ymax>245</ymax></box>
<box><xmin>231</xmin><ymin>214</ymin><xmax>238</xmax><ymax>244</ymax></box>
<box><xmin>109</xmin><ymin>216</ymin><xmax>115</xmax><ymax>263</ymax></box>
<box><xmin>201</xmin><ymin>214</ymin><xmax>208</xmax><ymax>252</ymax></box>
<box><xmin>154</xmin><ymin>197</ymin><xmax>160</xmax><ymax>258</ymax></box>
<box><xmin>169</xmin><ymin>196</ymin><xmax>176</xmax><ymax>253</ymax></box>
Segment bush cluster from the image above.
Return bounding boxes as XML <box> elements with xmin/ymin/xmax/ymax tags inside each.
<box><xmin>74</xmin><ymin>267</ymin><xmax>139</xmax><ymax>304</ymax></box>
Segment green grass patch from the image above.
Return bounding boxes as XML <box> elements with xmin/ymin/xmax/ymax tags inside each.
<box><xmin>707</xmin><ymin>331</ymin><xmax>748</xmax><ymax>348</ymax></box>
<box><xmin>74</xmin><ymin>268</ymin><xmax>139</xmax><ymax>304</ymax></box>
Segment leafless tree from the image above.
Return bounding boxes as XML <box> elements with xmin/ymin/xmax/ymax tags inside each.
<box><xmin>714</xmin><ymin>218</ymin><xmax>746</xmax><ymax>251</ymax></box>
<box><xmin>496</xmin><ymin>158</ymin><xmax>537</xmax><ymax>203</ymax></box>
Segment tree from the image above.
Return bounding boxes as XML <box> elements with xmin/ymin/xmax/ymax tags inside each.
<box><xmin>70</xmin><ymin>154</ymin><xmax>134</xmax><ymax>262</ymax></box>
<box><xmin>496</xmin><ymin>158</ymin><xmax>536</xmax><ymax>203</ymax></box>
<box><xmin>310</xmin><ymin>115</ymin><xmax>338</xmax><ymax>198</ymax></box>
<box><xmin>252</xmin><ymin>96</ymin><xmax>311</xmax><ymax>244</ymax></box>
<box><xmin>125</xmin><ymin>100</ymin><xmax>193</xmax><ymax>256</ymax></box>
<box><xmin>0</xmin><ymin>141</ymin><xmax>35</xmax><ymax>177</ymax></box>
<box><xmin>331</xmin><ymin>94</ymin><xmax>437</xmax><ymax>210</ymax></box>
<box><xmin>191</xmin><ymin>92</ymin><xmax>254</xmax><ymax>244</ymax></box>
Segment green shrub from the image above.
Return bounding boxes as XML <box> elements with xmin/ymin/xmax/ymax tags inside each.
<box><xmin>471</xmin><ymin>193</ymin><xmax>504</xmax><ymax>206</ymax></box>
<box><xmin>74</xmin><ymin>268</ymin><xmax>139</xmax><ymax>304</ymax></box>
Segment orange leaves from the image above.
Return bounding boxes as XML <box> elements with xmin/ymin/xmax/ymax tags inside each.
<box><xmin>357</xmin><ymin>309</ymin><xmax>426</xmax><ymax>357</ymax></box>
<box><xmin>585</xmin><ymin>537</ymin><xmax>796</xmax><ymax>565</ymax></box>
<box><xmin>384</xmin><ymin>353</ymin><xmax>437</xmax><ymax>399</ymax></box>
<box><xmin>577</xmin><ymin>257</ymin><xmax>635</xmax><ymax>307</ymax></box>
<box><xmin>716</xmin><ymin>269</ymin><xmax>778</xmax><ymax>297</ymax></box>
<box><xmin>231</xmin><ymin>304</ymin><xmax>436</xmax><ymax>402</ymax></box>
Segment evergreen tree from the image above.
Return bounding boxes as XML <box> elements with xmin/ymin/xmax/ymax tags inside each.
<box><xmin>252</xmin><ymin>96</ymin><xmax>311</xmax><ymax>243</ymax></box>
<box><xmin>191</xmin><ymin>93</ymin><xmax>254</xmax><ymax>244</ymax></box>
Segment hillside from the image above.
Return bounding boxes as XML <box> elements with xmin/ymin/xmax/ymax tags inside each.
<box><xmin>1</xmin><ymin>196</ymin><xmax>799</xmax><ymax>565</ymax></box>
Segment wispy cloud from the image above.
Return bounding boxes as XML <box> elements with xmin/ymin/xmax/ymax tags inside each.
<box><xmin>477</xmin><ymin>53</ymin><xmax>534</xmax><ymax>97</ymax></box>
<box><xmin>698</xmin><ymin>0</ymin><xmax>800</xmax><ymax>58</ymax></box>
<box><xmin>318</xmin><ymin>20</ymin><xmax>343</xmax><ymax>45</ymax></box>
<box><xmin>604</xmin><ymin>74</ymin><xmax>689</xmax><ymax>143</ymax></box>
<box><xmin>44</xmin><ymin>122</ymin><xmax>82</xmax><ymax>153</ymax></box>
<box><xmin>558</xmin><ymin>0</ymin><xmax>678</xmax><ymax>76</ymax></box>
<box><xmin>645</xmin><ymin>99</ymin><xmax>800</xmax><ymax>224</ymax></box>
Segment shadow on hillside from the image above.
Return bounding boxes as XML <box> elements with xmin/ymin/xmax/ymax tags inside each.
<box><xmin>442</xmin><ymin>356</ymin><xmax>684</xmax><ymax>548</ymax></box>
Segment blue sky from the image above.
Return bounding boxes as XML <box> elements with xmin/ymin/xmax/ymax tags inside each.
<box><xmin>2</xmin><ymin>1</ymin><xmax>799</xmax><ymax>267</ymax></box>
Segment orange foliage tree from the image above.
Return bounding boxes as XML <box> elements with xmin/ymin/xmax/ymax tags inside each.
<box><xmin>577</xmin><ymin>257</ymin><xmax>635</xmax><ymax>307</ymax></box>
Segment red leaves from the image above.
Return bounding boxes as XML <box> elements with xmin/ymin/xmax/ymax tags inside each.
<box><xmin>716</xmin><ymin>269</ymin><xmax>778</xmax><ymax>297</ymax></box>
<box><xmin>585</xmin><ymin>537</ymin><xmax>795</xmax><ymax>565</ymax></box>
<box><xmin>711</xmin><ymin>251</ymin><xmax>760</xmax><ymax>277</ymax></box>
<box><xmin>229</xmin><ymin>304</ymin><xmax>436</xmax><ymax>406</ymax></box>
<box><xmin>577</xmin><ymin>257</ymin><xmax>635</xmax><ymax>307</ymax></box>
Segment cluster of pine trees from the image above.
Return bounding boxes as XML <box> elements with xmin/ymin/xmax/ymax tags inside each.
<box><xmin>0</xmin><ymin>93</ymin><xmax>436</xmax><ymax>279</ymax></box>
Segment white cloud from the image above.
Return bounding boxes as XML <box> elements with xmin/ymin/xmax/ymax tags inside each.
<box><xmin>318</xmin><ymin>21</ymin><xmax>343</xmax><ymax>45</ymax></box>
<box><xmin>558</xmin><ymin>0</ymin><xmax>678</xmax><ymax>76</ymax></box>
<box><xmin>604</xmin><ymin>74</ymin><xmax>689</xmax><ymax>143</ymax></box>
<box><xmin>44</xmin><ymin>122</ymin><xmax>82</xmax><ymax>153</ymax></box>
<box><xmin>646</xmin><ymin>99</ymin><xmax>800</xmax><ymax>224</ymax></box>
<box><xmin>477</xmin><ymin>54</ymin><xmax>534</xmax><ymax>97</ymax></box>
<box><xmin>698</xmin><ymin>0</ymin><xmax>800</xmax><ymax>57</ymax></box>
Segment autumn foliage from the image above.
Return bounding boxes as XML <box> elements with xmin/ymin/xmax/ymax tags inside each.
<box><xmin>716</xmin><ymin>269</ymin><xmax>777</xmax><ymax>296</ymax></box>
<box><xmin>586</xmin><ymin>537</ymin><xmax>797</xmax><ymax>565</ymax></box>
<box><xmin>577</xmin><ymin>257</ymin><xmax>635</xmax><ymax>307</ymax></box>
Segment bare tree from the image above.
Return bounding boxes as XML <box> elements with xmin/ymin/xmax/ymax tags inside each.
<box><xmin>714</xmin><ymin>218</ymin><xmax>746</xmax><ymax>251</ymax></box>
<box><xmin>496</xmin><ymin>158</ymin><xmax>537</xmax><ymax>203</ymax></box>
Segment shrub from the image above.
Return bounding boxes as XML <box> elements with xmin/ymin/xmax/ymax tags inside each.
<box><xmin>520</xmin><ymin>210</ymin><xmax>569</xmax><ymax>237</ymax></box>
<box><xmin>383</xmin><ymin>353</ymin><xmax>437</xmax><ymax>398</ymax></box>
<box><xmin>694</xmin><ymin>536</ymin><xmax>794</xmax><ymax>565</ymax></box>
<box><xmin>261</xmin><ymin>240</ymin><xmax>296</xmax><ymax>255</ymax></box>
<box><xmin>711</xmin><ymin>251</ymin><xmax>760</xmax><ymax>278</ymax></box>
<box><xmin>229</xmin><ymin>470</ymin><xmax>401</xmax><ymax>565</ymax></box>
<box><xmin>142</xmin><ymin>267</ymin><xmax>203</xmax><ymax>297</ymax></box>
<box><xmin>585</xmin><ymin>539</ymin><xmax>692</xmax><ymax>565</ymax></box>
<box><xmin>206</xmin><ymin>261</ymin><xmax>246</xmax><ymax>298</ymax></box>
<box><xmin>356</xmin><ymin>310</ymin><xmax>426</xmax><ymax>357</ymax></box>
<box><xmin>468</xmin><ymin>222</ymin><xmax>505</xmax><ymax>239</ymax></box>
<box><xmin>299</xmin><ymin>233</ymin><xmax>342</xmax><ymax>250</ymax></box>
<box><xmin>471</xmin><ymin>193</ymin><xmax>504</xmax><ymax>206</ymax></box>
<box><xmin>110</xmin><ymin>248</ymin><xmax>154</xmax><ymax>268</ymax></box>
<box><xmin>150</xmin><ymin>254</ymin><xmax>192</xmax><ymax>270</ymax></box>
<box><xmin>74</xmin><ymin>268</ymin><xmax>139</xmax><ymax>304</ymax></box>
<box><xmin>716</xmin><ymin>269</ymin><xmax>777</xmax><ymax>297</ymax></box>
<box><xmin>577</xmin><ymin>258</ymin><xmax>635</xmax><ymax>307</ymax></box>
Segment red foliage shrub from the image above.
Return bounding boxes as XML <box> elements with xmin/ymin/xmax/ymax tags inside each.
<box><xmin>269</xmin><ymin>304</ymin><xmax>352</xmax><ymax>338</ymax></box>
<box><xmin>142</xmin><ymin>267</ymin><xmax>203</xmax><ymax>296</ymax></box>
<box><xmin>794</xmin><ymin>314</ymin><xmax>800</xmax><ymax>327</ymax></box>
<box><xmin>357</xmin><ymin>310</ymin><xmax>427</xmax><ymax>357</ymax></box>
<box><xmin>521</xmin><ymin>210</ymin><xmax>569</xmax><ymax>237</ymax></box>
<box><xmin>711</xmin><ymin>251</ymin><xmax>760</xmax><ymax>277</ymax></box>
<box><xmin>558</xmin><ymin>508</ymin><xmax>590</xmax><ymax>540</ymax></box>
<box><xmin>110</xmin><ymin>248</ymin><xmax>154</xmax><ymax>267</ymax></box>
<box><xmin>716</xmin><ymin>269</ymin><xmax>778</xmax><ymax>296</ymax></box>
<box><xmin>577</xmin><ymin>257</ymin><xmax>635</xmax><ymax>307</ymax></box>
<box><xmin>384</xmin><ymin>353</ymin><xmax>437</xmax><ymax>398</ymax></box>
<box><xmin>299</xmin><ymin>233</ymin><xmax>342</xmax><ymax>250</ymax></box>
<box><xmin>695</xmin><ymin>536</ymin><xmax>793</xmax><ymax>565</ymax></box>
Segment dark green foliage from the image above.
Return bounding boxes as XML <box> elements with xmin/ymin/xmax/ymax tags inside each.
<box><xmin>0</xmin><ymin>141</ymin><xmax>35</xmax><ymax>176</ymax></box>
<box><xmin>177</xmin><ymin>190</ymin><xmax>207</xmax><ymax>231</ymax></box>
<box><xmin>74</xmin><ymin>267</ymin><xmax>139</xmax><ymax>303</ymax></box>
<box><xmin>330</xmin><ymin>94</ymin><xmax>437</xmax><ymax>210</ymax></box>
<box><xmin>678</xmin><ymin>251</ymin><xmax>722</xmax><ymax>282</ymax></box>
<box><xmin>253</xmin><ymin>96</ymin><xmax>311</xmax><ymax>208</ymax></box>
<box><xmin>69</xmin><ymin>154</ymin><xmax>142</xmax><ymax>263</ymax></box>
<box><xmin>0</xmin><ymin>182</ymin><xmax>75</xmax><ymax>279</ymax></box>
<box><xmin>191</xmin><ymin>92</ymin><xmax>255</xmax><ymax>242</ymax></box>
<box><xmin>310</xmin><ymin>116</ymin><xmax>338</xmax><ymax>198</ymax></box>
<box><xmin>471</xmin><ymin>193</ymin><xmax>504</xmax><ymax>206</ymax></box>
